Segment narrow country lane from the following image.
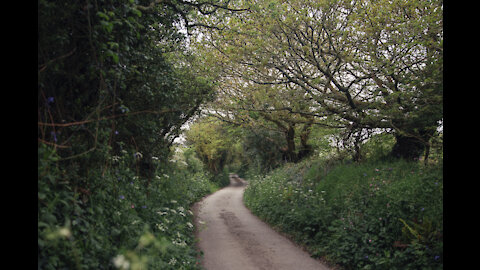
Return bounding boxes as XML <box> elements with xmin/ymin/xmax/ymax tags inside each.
<box><xmin>193</xmin><ymin>174</ymin><xmax>331</xmax><ymax>270</ymax></box>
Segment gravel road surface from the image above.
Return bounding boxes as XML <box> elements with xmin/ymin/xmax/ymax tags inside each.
<box><xmin>194</xmin><ymin>174</ymin><xmax>331</xmax><ymax>270</ymax></box>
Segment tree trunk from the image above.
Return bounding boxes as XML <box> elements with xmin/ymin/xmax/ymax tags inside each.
<box><xmin>390</xmin><ymin>134</ymin><xmax>426</xmax><ymax>161</ymax></box>
<box><xmin>298</xmin><ymin>122</ymin><xmax>313</xmax><ymax>160</ymax></box>
<box><xmin>390</xmin><ymin>124</ymin><xmax>437</xmax><ymax>161</ymax></box>
<box><xmin>353</xmin><ymin>140</ymin><xmax>361</xmax><ymax>162</ymax></box>
<box><xmin>282</xmin><ymin>124</ymin><xmax>297</xmax><ymax>162</ymax></box>
<box><xmin>352</xmin><ymin>129</ymin><xmax>363</xmax><ymax>162</ymax></box>
<box><xmin>424</xmin><ymin>142</ymin><xmax>430</xmax><ymax>165</ymax></box>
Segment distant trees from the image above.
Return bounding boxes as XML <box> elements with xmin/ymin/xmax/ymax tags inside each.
<box><xmin>184</xmin><ymin>117</ymin><xmax>234</xmax><ymax>174</ymax></box>
<box><xmin>210</xmin><ymin>80</ymin><xmax>318</xmax><ymax>162</ymax></box>
<box><xmin>194</xmin><ymin>0</ymin><xmax>443</xmax><ymax>161</ymax></box>
<box><xmin>185</xmin><ymin>115</ymin><xmax>289</xmax><ymax>175</ymax></box>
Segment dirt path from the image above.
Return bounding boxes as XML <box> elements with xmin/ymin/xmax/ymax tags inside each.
<box><xmin>193</xmin><ymin>174</ymin><xmax>331</xmax><ymax>270</ymax></box>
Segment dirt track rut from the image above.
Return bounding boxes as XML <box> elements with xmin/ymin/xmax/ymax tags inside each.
<box><xmin>193</xmin><ymin>174</ymin><xmax>331</xmax><ymax>270</ymax></box>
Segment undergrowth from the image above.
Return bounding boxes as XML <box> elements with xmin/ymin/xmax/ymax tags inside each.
<box><xmin>244</xmin><ymin>157</ymin><xmax>443</xmax><ymax>270</ymax></box>
<box><xmin>38</xmin><ymin>144</ymin><xmax>225</xmax><ymax>269</ymax></box>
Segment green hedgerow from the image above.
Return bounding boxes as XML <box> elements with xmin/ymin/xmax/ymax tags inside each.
<box><xmin>38</xmin><ymin>144</ymin><xmax>218</xmax><ymax>269</ymax></box>
<box><xmin>244</xmin><ymin>157</ymin><xmax>443</xmax><ymax>270</ymax></box>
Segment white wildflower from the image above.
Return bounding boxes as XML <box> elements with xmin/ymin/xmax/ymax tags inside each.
<box><xmin>178</xmin><ymin>241</ymin><xmax>187</xmax><ymax>247</ymax></box>
<box><xmin>134</xmin><ymin>152</ymin><xmax>143</xmax><ymax>159</ymax></box>
<box><xmin>177</xmin><ymin>206</ymin><xmax>185</xmax><ymax>212</ymax></box>
<box><xmin>156</xmin><ymin>223</ymin><xmax>167</xmax><ymax>232</ymax></box>
<box><xmin>58</xmin><ymin>227</ymin><xmax>71</xmax><ymax>239</ymax></box>
<box><xmin>152</xmin><ymin>156</ymin><xmax>159</xmax><ymax>160</ymax></box>
<box><xmin>163</xmin><ymin>174</ymin><xmax>170</xmax><ymax>178</ymax></box>
<box><xmin>186</xmin><ymin>222</ymin><xmax>194</xmax><ymax>229</ymax></box>
<box><xmin>172</xmin><ymin>238</ymin><xmax>187</xmax><ymax>247</ymax></box>
<box><xmin>170</xmin><ymin>200</ymin><xmax>177</xmax><ymax>204</ymax></box>
<box><xmin>168</xmin><ymin>257</ymin><xmax>177</xmax><ymax>266</ymax></box>
<box><xmin>113</xmin><ymin>254</ymin><xmax>130</xmax><ymax>270</ymax></box>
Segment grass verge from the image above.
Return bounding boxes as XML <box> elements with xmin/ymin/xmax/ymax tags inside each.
<box><xmin>244</xmin><ymin>157</ymin><xmax>443</xmax><ymax>270</ymax></box>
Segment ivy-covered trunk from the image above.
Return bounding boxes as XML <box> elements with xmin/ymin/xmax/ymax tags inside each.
<box><xmin>298</xmin><ymin>122</ymin><xmax>313</xmax><ymax>160</ymax></box>
<box><xmin>390</xmin><ymin>134</ymin><xmax>425</xmax><ymax>160</ymax></box>
<box><xmin>281</xmin><ymin>125</ymin><xmax>297</xmax><ymax>162</ymax></box>
<box><xmin>390</xmin><ymin>128</ymin><xmax>435</xmax><ymax>161</ymax></box>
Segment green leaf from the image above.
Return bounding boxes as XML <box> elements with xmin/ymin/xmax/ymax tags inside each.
<box><xmin>97</xmin><ymin>11</ymin><xmax>109</xmax><ymax>20</ymax></box>
<box><xmin>38</xmin><ymin>221</ymin><xmax>50</xmax><ymax>228</ymax></box>
<box><xmin>107</xmin><ymin>42</ymin><xmax>119</xmax><ymax>50</ymax></box>
<box><xmin>131</xmin><ymin>8</ymin><xmax>142</xmax><ymax>17</ymax></box>
<box><xmin>100</xmin><ymin>20</ymin><xmax>114</xmax><ymax>33</ymax></box>
<box><xmin>106</xmin><ymin>50</ymin><xmax>119</xmax><ymax>64</ymax></box>
<box><xmin>44</xmin><ymin>213</ymin><xmax>57</xmax><ymax>224</ymax></box>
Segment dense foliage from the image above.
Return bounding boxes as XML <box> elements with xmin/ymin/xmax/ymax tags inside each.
<box><xmin>39</xmin><ymin>143</ymin><xmax>222</xmax><ymax>269</ymax></box>
<box><xmin>38</xmin><ymin>0</ymin><xmax>216</xmax><ymax>175</ymax></box>
<box><xmin>244</xmin><ymin>156</ymin><xmax>443</xmax><ymax>269</ymax></box>
<box><xmin>38</xmin><ymin>0</ymin><xmax>238</xmax><ymax>268</ymax></box>
<box><xmin>185</xmin><ymin>117</ymin><xmax>235</xmax><ymax>175</ymax></box>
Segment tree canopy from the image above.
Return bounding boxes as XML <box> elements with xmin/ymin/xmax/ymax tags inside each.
<box><xmin>194</xmin><ymin>0</ymin><xmax>443</xmax><ymax>161</ymax></box>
